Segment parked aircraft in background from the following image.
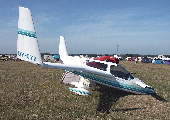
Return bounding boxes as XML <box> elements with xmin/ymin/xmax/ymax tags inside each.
<box><xmin>17</xmin><ymin>6</ymin><xmax>154</xmax><ymax>95</ymax></box>
<box><xmin>94</xmin><ymin>56</ymin><xmax>119</xmax><ymax>64</ymax></box>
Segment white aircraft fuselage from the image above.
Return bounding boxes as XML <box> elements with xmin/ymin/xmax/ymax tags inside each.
<box><xmin>43</xmin><ymin>57</ymin><xmax>154</xmax><ymax>94</ymax></box>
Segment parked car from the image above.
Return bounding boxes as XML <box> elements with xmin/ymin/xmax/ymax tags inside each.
<box><xmin>0</xmin><ymin>55</ymin><xmax>8</xmax><ymax>61</ymax></box>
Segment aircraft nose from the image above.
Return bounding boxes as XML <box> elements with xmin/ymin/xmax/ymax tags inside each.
<box><xmin>145</xmin><ymin>86</ymin><xmax>154</xmax><ymax>90</ymax></box>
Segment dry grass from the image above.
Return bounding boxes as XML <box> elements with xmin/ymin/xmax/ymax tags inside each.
<box><xmin>0</xmin><ymin>60</ymin><xmax>169</xmax><ymax>119</ymax></box>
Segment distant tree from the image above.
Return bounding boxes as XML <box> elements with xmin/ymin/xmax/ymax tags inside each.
<box><xmin>144</xmin><ymin>55</ymin><xmax>147</xmax><ymax>58</ymax></box>
<box><xmin>41</xmin><ymin>53</ymin><xmax>50</xmax><ymax>57</ymax></box>
<box><xmin>88</xmin><ymin>54</ymin><xmax>98</xmax><ymax>57</ymax></box>
<box><xmin>97</xmin><ymin>54</ymin><xmax>102</xmax><ymax>57</ymax></box>
<box><xmin>125</xmin><ymin>54</ymin><xmax>132</xmax><ymax>58</ymax></box>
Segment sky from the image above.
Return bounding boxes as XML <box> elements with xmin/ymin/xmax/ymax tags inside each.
<box><xmin>0</xmin><ymin>0</ymin><xmax>170</xmax><ymax>55</ymax></box>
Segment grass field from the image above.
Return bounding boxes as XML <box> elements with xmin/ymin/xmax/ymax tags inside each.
<box><xmin>0</xmin><ymin>60</ymin><xmax>169</xmax><ymax>119</ymax></box>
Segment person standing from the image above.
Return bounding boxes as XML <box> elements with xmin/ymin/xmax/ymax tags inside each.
<box><xmin>135</xmin><ymin>57</ymin><xmax>138</xmax><ymax>64</ymax></box>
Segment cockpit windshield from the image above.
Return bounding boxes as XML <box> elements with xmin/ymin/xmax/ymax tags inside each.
<box><xmin>110</xmin><ymin>65</ymin><xmax>134</xmax><ymax>80</ymax></box>
<box><xmin>86</xmin><ymin>61</ymin><xmax>107</xmax><ymax>71</ymax></box>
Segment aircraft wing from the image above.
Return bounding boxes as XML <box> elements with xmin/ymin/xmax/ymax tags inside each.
<box><xmin>43</xmin><ymin>62</ymin><xmax>115</xmax><ymax>79</ymax></box>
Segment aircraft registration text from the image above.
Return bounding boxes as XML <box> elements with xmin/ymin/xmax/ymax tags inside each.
<box><xmin>17</xmin><ymin>51</ymin><xmax>36</xmax><ymax>61</ymax></box>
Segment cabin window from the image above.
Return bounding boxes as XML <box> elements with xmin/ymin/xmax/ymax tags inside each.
<box><xmin>86</xmin><ymin>61</ymin><xmax>107</xmax><ymax>71</ymax></box>
<box><xmin>110</xmin><ymin>65</ymin><xmax>134</xmax><ymax>80</ymax></box>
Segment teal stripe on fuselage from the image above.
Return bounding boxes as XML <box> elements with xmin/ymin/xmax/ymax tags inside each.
<box><xmin>68</xmin><ymin>70</ymin><xmax>154</xmax><ymax>94</ymax></box>
<box><xmin>18</xmin><ymin>28</ymin><xmax>37</xmax><ymax>38</ymax></box>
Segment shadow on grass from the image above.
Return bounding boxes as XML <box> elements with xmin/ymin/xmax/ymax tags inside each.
<box><xmin>151</xmin><ymin>93</ymin><xmax>168</xmax><ymax>102</ymax></box>
<box><xmin>96</xmin><ymin>84</ymin><xmax>134</xmax><ymax>113</ymax></box>
<box><xmin>114</xmin><ymin>107</ymin><xmax>147</xmax><ymax>112</ymax></box>
<box><xmin>95</xmin><ymin>84</ymin><xmax>168</xmax><ymax>114</ymax></box>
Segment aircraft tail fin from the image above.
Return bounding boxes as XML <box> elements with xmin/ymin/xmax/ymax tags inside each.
<box><xmin>17</xmin><ymin>6</ymin><xmax>43</xmax><ymax>66</ymax></box>
<box><xmin>59</xmin><ymin>36</ymin><xmax>69</xmax><ymax>63</ymax></box>
<box><xmin>59</xmin><ymin>36</ymin><xmax>68</xmax><ymax>57</ymax></box>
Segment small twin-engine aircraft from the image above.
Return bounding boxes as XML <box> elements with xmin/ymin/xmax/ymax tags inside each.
<box><xmin>17</xmin><ymin>6</ymin><xmax>154</xmax><ymax>95</ymax></box>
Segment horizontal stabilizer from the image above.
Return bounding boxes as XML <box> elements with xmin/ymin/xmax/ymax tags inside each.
<box><xmin>69</xmin><ymin>87</ymin><xmax>91</xmax><ymax>95</ymax></box>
